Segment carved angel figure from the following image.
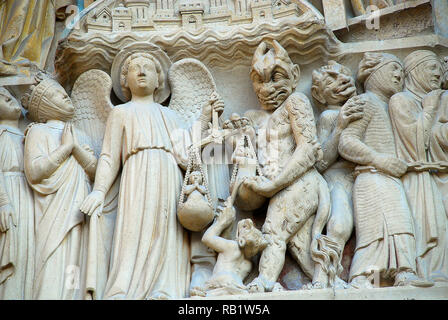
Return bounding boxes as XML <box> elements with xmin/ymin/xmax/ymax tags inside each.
<box><xmin>70</xmin><ymin>69</ymin><xmax>119</xmax><ymax>300</ymax></box>
<box><xmin>168</xmin><ymin>58</ymin><xmax>230</xmax><ymax>296</ymax></box>
<box><xmin>0</xmin><ymin>87</ymin><xmax>34</xmax><ymax>300</ymax></box>
<box><xmin>239</xmin><ymin>41</ymin><xmax>331</xmax><ymax>293</ymax></box>
<box><xmin>80</xmin><ymin>43</ymin><xmax>225</xmax><ymax>299</ymax></box>
<box><xmin>22</xmin><ymin>73</ymin><xmax>95</xmax><ymax>299</ymax></box>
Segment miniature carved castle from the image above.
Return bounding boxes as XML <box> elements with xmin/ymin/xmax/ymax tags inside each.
<box><xmin>86</xmin><ymin>0</ymin><xmax>300</xmax><ymax>32</ymax></box>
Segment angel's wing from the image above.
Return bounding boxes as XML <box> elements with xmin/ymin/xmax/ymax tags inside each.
<box><xmin>71</xmin><ymin>69</ymin><xmax>114</xmax><ymax>157</ymax></box>
<box><xmin>168</xmin><ymin>58</ymin><xmax>217</xmax><ymax>126</ymax></box>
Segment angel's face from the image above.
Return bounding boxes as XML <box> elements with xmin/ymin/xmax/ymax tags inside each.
<box><xmin>0</xmin><ymin>88</ymin><xmax>21</xmax><ymax>121</ymax></box>
<box><xmin>127</xmin><ymin>57</ymin><xmax>158</xmax><ymax>98</ymax></box>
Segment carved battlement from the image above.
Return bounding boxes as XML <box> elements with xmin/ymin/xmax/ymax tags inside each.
<box><xmin>85</xmin><ymin>0</ymin><xmax>301</xmax><ymax>32</ymax></box>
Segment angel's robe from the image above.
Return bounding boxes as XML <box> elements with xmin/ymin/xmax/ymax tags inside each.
<box><xmin>0</xmin><ymin>126</ymin><xmax>34</xmax><ymax>300</ymax></box>
<box><xmin>389</xmin><ymin>90</ymin><xmax>448</xmax><ymax>281</ymax></box>
<box><xmin>24</xmin><ymin>121</ymin><xmax>88</xmax><ymax>300</ymax></box>
<box><xmin>74</xmin><ymin>127</ymin><xmax>120</xmax><ymax>301</ymax></box>
<box><xmin>94</xmin><ymin>102</ymin><xmax>191</xmax><ymax>300</ymax></box>
<box><xmin>426</xmin><ymin>91</ymin><xmax>448</xmax><ymax>282</ymax></box>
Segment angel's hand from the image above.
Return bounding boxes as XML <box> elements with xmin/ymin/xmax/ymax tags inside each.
<box><xmin>202</xmin><ymin>92</ymin><xmax>224</xmax><ymax>120</ymax></box>
<box><xmin>210</xmin><ymin>92</ymin><xmax>224</xmax><ymax>116</ymax></box>
<box><xmin>81</xmin><ymin>144</ymin><xmax>95</xmax><ymax>156</ymax></box>
<box><xmin>0</xmin><ymin>203</ymin><xmax>16</xmax><ymax>232</ymax></box>
<box><xmin>80</xmin><ymin>190</ymin><xmax>105</xmax><ymax>217</ymax></box>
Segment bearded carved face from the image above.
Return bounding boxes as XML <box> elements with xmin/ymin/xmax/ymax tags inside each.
<box><xmin>311</xmin><ymin>62</ymin><xmax>356</xmax><ymax>106</ymax></box>
<box><xmin>250</xmin><ymin>41</ymin><xmax>300</xmax><ymax>111</ymax></box>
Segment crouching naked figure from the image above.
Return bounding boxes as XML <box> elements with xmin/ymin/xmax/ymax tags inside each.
<box><xmin>240</xmin><ymin>41</ymin><xmax>331</xmax><ymax>293</ymax></box>
<box><xmin>200</xmin><ymin>196</ymin><xmax>267</xmax><ymax>297</ymax></box>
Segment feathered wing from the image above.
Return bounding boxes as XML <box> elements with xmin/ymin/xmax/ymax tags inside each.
<box><xmin>70</xmin><ymin>69</ymin><xmax>116</xmax><ymax>300</ymax></box>
<box><xmin>168</xmin><ymin>58</ymin><xmax>217</xmax><ymax>126</ymax></box>
<box><xmin>168</xmin><ymin>58</ymin><xmax>231</xmax><ymax>208</ymax></box>
<box><xmin>71</xmin><ymin>69</ymin><xmax>114</xmax><ymax>157</ymax></box>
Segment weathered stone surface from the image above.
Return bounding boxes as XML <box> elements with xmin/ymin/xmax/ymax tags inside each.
<box><xmin>0</xmin><ymin>0</ymin><xmax>447</xmax><ymax>300</ymax></box>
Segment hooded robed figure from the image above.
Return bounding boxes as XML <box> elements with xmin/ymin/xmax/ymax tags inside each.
<box><xmin>389</xmin><ymin>50</ymin><xmax>448</xmax><ymax>283</ymax></box>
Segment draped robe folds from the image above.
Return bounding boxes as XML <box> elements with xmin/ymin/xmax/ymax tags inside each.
<box><xmin>96</xmin><ymin>102</ymin><xmax>191</xmax><ymax>300</ymax></box>
<box><xmin>84</xmin><ymin>179</ymin><xmax>119</xmax><ymax>300</ymax></box>
<box><xmin>339</xmin><ymin>92</ymin><xmax>417</xmax><ymax>281</ymax></box>
<box><xmin>0</xmin><ymin>127</ymin><xmax>34</xmax><ymax>300</ymax></box>
<box><xmin>74</xmin><ymin>128</ymin><xmax>120</xmax><ymax>300</ymax></box>
<box><xmin>389</xmin><ymin>90</ymin><xmax>448</xmax><ymax>281</ymax></box>
<box><xmin>0</xmin><ymin>0</ymin><xmax>55</xmax><ymax>69</ymax></box>
<box><xmin>426</xmin><ymin>91</ymin><xmax>448</xmax><ymax>282</ymax></box>
<box><xmin>24</xmin><ymin>123</ymin><xmax>89</xmax><ymax>300</ymax></box>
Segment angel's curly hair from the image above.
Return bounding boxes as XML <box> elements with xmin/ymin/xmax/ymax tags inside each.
<box><xmin>120</xmin><ymin>52</ymin><xmax>165</xmax><ymax>101</ymax></box>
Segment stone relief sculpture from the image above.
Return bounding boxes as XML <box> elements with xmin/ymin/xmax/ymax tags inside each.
<box><xmin>0</xmin><ymin>0</ymin><xmax>75</xmax><ymax>77</ymax></box>
<box><xmin>166</xmin><ymin>58</ymin><xmax>230</xmax><ymax>297</ymax></box>
<box><xmin>80</xmin><ymin>42</ymin><xmax>224</xmax><ymax>300</ymax></box>
<box><xmin>427</xmin><ymin>55</ymin><xmax>448</xmax><ymax>283</ymax></box>
<box><xmin>22</xmin><ymin>73</ymin><xmax>92</xmax><ymax>300</ymax></box>
<box><xmin>238</xmin><ymin>40</ymin><xmax>331</xmax><ymax>293</ymax></box>
<box><xmin>226</xmin><ymin>114</ymin><xmax>264</xmax><ymax>212</ymax></box>
<box><xmin>389</xmin><ymin>50</ymin><xmax>448</xmax><ymax>283</ymax></box>
<box><xmin>338</xmin><ymin>52</ymin><xmax>430</xmax><ymax>289</ymax></box>
<box><xmin>0</xmin><ymin>87</ymin><xmax>34</xmax><ymax>300</ymax></box>
<box><xmin>0</xmin><ymin>1</ymin><xmax>56</xmax><ymax>74</ymax></box>
<box><xmin>201</xmin><ymin>193</ymin><xmax>268</xmax><ymax>297</ymax></box>
<box><xmin>0</xmin><ymin>0</ymin><xmax>447</xmax><ymax>302</ymax></box>
<box><xmin>69</xmin><ymin>69</ymin><xmax>119</xmax><ymax>300</ymax></box>
<box><xmin>178</xmin><ymin>169</ymin><xmax>214</xmax><ymax>233</ymax></box>
<box><xmin>442</xmin><ymin>56</ymin><xmax>448</xmax><ymax>90</ymax></box>
<box><xmin>309</xmin><ymin>61</ymin><xmax>363</xmax><ymax>289</ymax></box>
<box><xmin>350</xmin><ymin>0</ymin><xmax>406</xmax><ymax>16</ymax></box>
